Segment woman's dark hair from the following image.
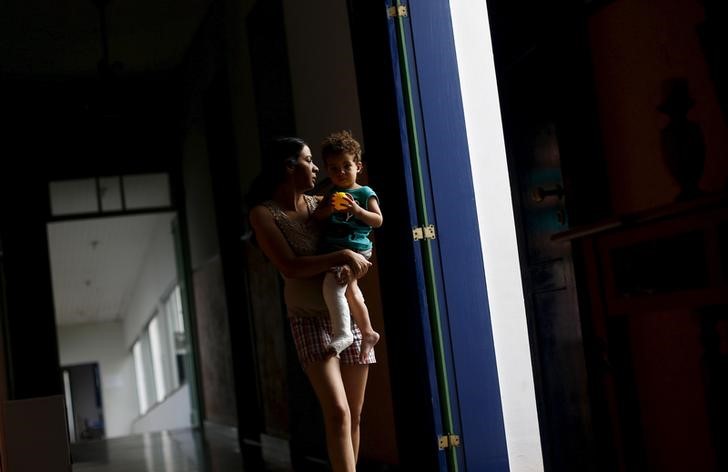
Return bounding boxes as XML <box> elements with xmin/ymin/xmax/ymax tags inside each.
<box><xmin>245</xmin><ymin>137</ymin><xmax>307</xmax><ymax>208</ymax></box>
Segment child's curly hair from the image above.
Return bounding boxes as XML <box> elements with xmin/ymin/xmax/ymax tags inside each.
<box><xmin>321</xmin><ymin>130</ymin><xmax>362</xmax><ymax>163</ymax></box>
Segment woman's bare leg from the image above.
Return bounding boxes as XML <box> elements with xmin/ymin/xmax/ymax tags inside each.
<box><xmin>304</xmin><ymin>357</ymin><xmax>356</xmax><ymax>472</ymax></box>
<box><xmin>346</xmin><ymin>279</ymin><xmax>380</xmax><ymax>362</ymax></box>
<box><xmin>340</xmin><ymin>364</ymin><xmax>369</xmax><ymax>461</ymax></box>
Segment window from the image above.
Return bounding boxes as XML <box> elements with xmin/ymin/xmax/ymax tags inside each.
<box><xmin>123</xmin><ymin>174</ymin><xmax>171</xmax><ymax>209</ymax></box>
<box><xmin>164</xmin><ymin>285</ymin><xmax>187</xmax><ymax>386</ymax></box>
<box><xmin>49</xmin><ymin>179</ymin><xmax>98</xmax><ymax>215</ymax></box>
<box><xmin>98</xmin><ymin>176</ymin><xmax>123</xmax><ymax>211</ymax></box>
<box><xmin>131</xmin><ymin>284</ymin><xmax>188</xmax><ymax>415</ymax></box>
<box><xmin>132</xmin><ymin>335</ymin><xmax>156</xmax><ymax>415</ymax></box>
<box><xmin>49</xmin><ymin>173</ymin><xmax>171</xmax><ymax>217</ymax></box>
<box><xmin>149</xmin><ymin>315</ymin><xmax>167</xmax><ymax>403</ymax></box>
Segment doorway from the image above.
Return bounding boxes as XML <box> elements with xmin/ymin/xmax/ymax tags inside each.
<box><xmin>62</xmin><ymin>363</ymin><xmax>104</xmax><ymax>442</ymax></box>
<box><xmin>45</xmin><ymin>174</ymin><xmax>200</xmax><ymax>448</ymax></box>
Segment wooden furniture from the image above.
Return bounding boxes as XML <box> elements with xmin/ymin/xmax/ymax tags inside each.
<box><xmin>555</xmin><ymin>193</ymin><xmax>728</xmax><ymax>471</ymax></box>
<box><xmin>3</xmin><ymin>395</ymin><xmax>72</xmax><ymax>471</ymax></box>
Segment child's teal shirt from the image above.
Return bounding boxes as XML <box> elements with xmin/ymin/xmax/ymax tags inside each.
<box><xmin>321</xmin><ymin>186</ymin><xmax>378</xmax><ymax>252</ymax></box>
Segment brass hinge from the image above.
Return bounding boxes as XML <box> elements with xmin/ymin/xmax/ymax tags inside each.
<box><xmin>387</xmin><ymin>5</ymin><xmax>408</xmax><ymax>18</ymax></box>
<box><xmin>412</xmin><ymin>224</ymin><xmax>436</xmax><ymax>241</ymax></box>
<box><xmin>438</xmin><ymin>434</ymin><xmax>461</xmax><ymax>450</ymax></box>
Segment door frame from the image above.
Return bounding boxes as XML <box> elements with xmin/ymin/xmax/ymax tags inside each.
<box><xmin>388</xmin><ymin>1</ymin><xmax>510</xmax><ymax>469</ymax></box>
<box><xmin>43</xmin><ymin>173</ymin><xmax>204</xmax><ymax>434</ymax></box>
<box><xmin>351</xmin><ymin>1</ymin><xmax>528</xmax><ymax>470</ymax></box>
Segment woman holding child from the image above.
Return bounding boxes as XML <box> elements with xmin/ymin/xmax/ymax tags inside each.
<box><xmin>247</xmin><ymin>133</ymin><xmax>378</xmax><ymax>472</ymax></box>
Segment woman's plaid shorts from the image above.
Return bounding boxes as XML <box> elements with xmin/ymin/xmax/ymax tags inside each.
<box><xmin>289</xmin><ymin>316</ymin><xmax>377</xmax><ymax>366</ymax></box>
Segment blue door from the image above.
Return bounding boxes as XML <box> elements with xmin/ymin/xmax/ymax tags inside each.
<box><xmin>384</xmin><ymin>1</ymin><xmax>509</xmax><ymax>470</ymax></box>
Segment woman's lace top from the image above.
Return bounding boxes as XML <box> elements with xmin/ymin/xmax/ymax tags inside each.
<box><xmin>262</xmin><ymin>195</ymin><xmax>327</xmax><ymax>317</ymax></box>
<box><xmin>262</xmin><ymin>195</ymin><xmax>320</xmax><ymax>256</ymax></box>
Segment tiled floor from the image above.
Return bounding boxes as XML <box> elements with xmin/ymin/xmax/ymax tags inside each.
<box><xmin>70</xmin><ymin>424</ymin><xmax>294</xmax><ymax>472</ymax></box>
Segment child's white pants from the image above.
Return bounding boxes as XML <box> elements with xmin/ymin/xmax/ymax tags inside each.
<box><xmin>322</xmin><ymin>271</ymin><xmax>353</xmax><ymax>355</ymax></box>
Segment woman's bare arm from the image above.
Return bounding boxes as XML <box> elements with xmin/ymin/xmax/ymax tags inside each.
<box><xmin>249</xmin><ymin>205</ymin><xmax>371</xmax><ymax>279</ymax></box>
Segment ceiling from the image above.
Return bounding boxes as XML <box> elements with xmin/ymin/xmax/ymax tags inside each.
<box><xmin>2</xmin><ymin>0</ymin><xmax>209</xmax><ymax>326</ymax></box>
<box><xmin>0</xmin><ymin>0</ymin><xmax>211</xmax><ymax>78</ymax></box>
<box><xmin>47</xmin><ymin>213</ymin><xmax>174</xmax><ymax>326</ymax></box>
<box><xmin>1</xmin><ymin>1</ymin><xmax>209</xmax><ymax>326</ymax></box>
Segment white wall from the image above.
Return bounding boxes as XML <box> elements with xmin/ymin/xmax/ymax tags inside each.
<box><xmin>120</xmin><ymin>212</ymin><xmax>193</xmax><ymax>430</ymax></box>
<box><xmin>131</xmin><ymin>384</ymin><xmax>192</xmax><ymax>434</ymax></box>
<box><xmin>57</xmin><ymin>321</ymin><xmax>138</xmax><ymax>438</ymax></box>
<box><xmin>450</xmin><ymin>0</ymin><xmax>544</xmax><ymax>470</ymax></box>
<box><xmin>123</xmin><ymin>213</ymin><xmax>177</xmax><ymax>348</ymax></box>
<box><xmin>282</xmin><ymin>0</ymin><xmax>364</xmax><ymax>155</ymax></box>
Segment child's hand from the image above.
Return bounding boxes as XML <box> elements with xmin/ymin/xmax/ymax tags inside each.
<box><xmin>331</xmin><ymin>192</ymin><xmax>357</xmax><ymax>213</ymax></box>
<box><xmin>345</xmin><ymin>194</ymin><xmax>364</xmax><ymax>218</ymax></box>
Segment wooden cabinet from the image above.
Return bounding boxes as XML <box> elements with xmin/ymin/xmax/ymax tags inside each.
<box><xmin>557</xmin><ymin>194</ymin><xmax>728</xmax><ymax>471</ymax></box>
<box><xmin>3</xmin><ymin>395</ymin><xmax>71</xmax><ymax>471</ymax></box>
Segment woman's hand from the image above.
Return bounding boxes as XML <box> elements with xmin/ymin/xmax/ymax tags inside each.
<box><xmin>335</xmin><ymin>265</ymin><xmax>352</xmax><ymax>285</ymax></box>
<box><xmin>344</xmin><ymin>249</ymin><xmax>371</xmax><ymax>279</ymax></box>
<box><xmin>312</xmin><ymin>194</ymin><xmax>334</xmax><ymax>222</ymax></box>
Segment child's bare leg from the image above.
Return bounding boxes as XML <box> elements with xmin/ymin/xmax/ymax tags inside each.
<box><xmin>345</xmin><ymin>279</ymin><xmax>379</xmax><ymax>362</ymax></box>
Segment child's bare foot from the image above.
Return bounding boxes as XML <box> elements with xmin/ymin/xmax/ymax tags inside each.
<box><xmin>360</xmin><ymin>330</ymin><xmax>380</xmax><ymax>362</ymax></box>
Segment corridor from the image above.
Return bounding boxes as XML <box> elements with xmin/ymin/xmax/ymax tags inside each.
<box><xmin>70</xmin><ymin>424</ymin><xmax>293</xmax><ymax>472</ymax></box>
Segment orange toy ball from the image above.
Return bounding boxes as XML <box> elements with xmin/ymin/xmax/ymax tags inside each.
<box><xmin>332</xmin><ymin>192</ymin><xmax>349</xmax><ymax>211</ymax></box>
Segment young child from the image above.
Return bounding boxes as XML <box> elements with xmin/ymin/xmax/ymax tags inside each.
<box><xmin>314</xmin><ymin>130</ymin><xmax>383</xmax><ymax>361</ymax></box>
